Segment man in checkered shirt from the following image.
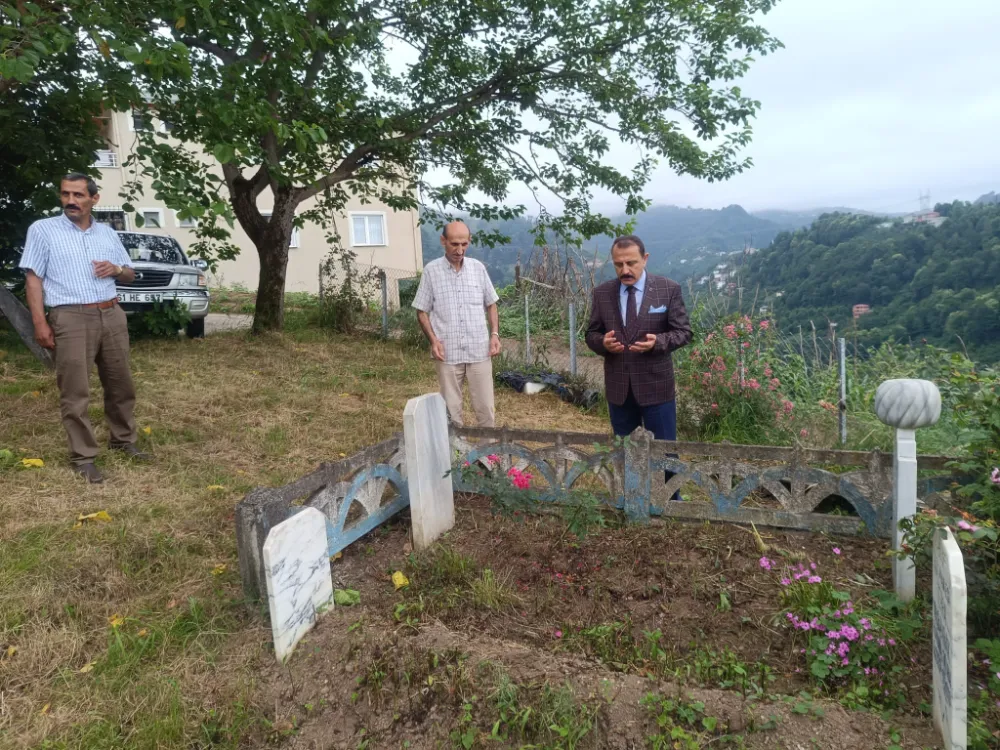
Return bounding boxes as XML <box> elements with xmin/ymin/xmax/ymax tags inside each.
<box><xmin>412</xmin><ymin>221</ymin><xmax>502</xmax><ymax>427</ymax></box>
<box><xmin>19</xmin><ymin>173</ymin><xmax>151</xmax><ymax>484</ymax></box>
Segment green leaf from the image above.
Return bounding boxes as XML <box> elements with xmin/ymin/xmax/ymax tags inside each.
<box><xmin>810</xmin><ymin>660</ymin><xmax>829</xmax><ymax>679</ymax></box>
<box><xmin>333</xmin><ymin>589</ymin><xmax>360</xmax><ymax>606</ymax></box>
<box><xmin>212</xmin><ymin>144</ymin><xmax>235</xmax><ymax>164</ymax></box>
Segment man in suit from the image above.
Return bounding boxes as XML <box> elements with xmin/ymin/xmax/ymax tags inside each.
<box><xmin>585</xmin><ymin>234</ymin><xmax>692</xmax><ymax>452</ymax></box>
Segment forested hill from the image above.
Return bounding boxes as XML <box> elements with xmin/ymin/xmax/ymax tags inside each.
<box><xmin>420</xmin><ymin>203</ymin><xmax>802</xmax><ymax>286</ymax></box>
<box><xmin>742</xmin><ymin>201</ymin><xmax>1000</xmax><ymax>362</ymax></box>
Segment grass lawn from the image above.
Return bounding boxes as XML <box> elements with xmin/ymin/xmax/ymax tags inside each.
<box><xmin>0</xmin><ymin>323</ymin><xmax>608</xmax><ymax>748</ymax></box>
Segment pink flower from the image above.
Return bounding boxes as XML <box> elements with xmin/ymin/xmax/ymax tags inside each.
<box><xmin>764</xmin><ymin>365</ymin><xmax>773</xmax><ymax>377</ymax></box>
<box><xmin>554</xmin><ymin>630</ymin><xmax>563</xmax><ymax>639</ymax></box>
<box><xmin>991</xmin><ymin>467</ymin><xmax>1000</xmax><ymax>485</ymax></box>
<box><xmin>463</xmin><ymin>461</ymin><xmax>470</xmax><ymax>467</ymax></box>
<box><xmin>759</xmin><ymin>320</ymin><xmax>770</xmax><ymax>330</ymax></box>
<box><xmin>487</xmin><ymin>454</ymin><xmax>500</xmax><ymax>465</ymax></box>
<box><xmin>711</xmin><ymin>403</ymin><xmax>718</xmax><ymax>411</ymax></box>
<box><xmin>957</xmin><ymin>520</ymin><xmax>979</xmax><ymax>532</ymax></box>
<box><xmin>747</xmin><ymin>378</ymin><xmax>760</xmax><ymax>390</ymax></box>
<box><xmin>742</xmin><ymin>341</ymin><xmax>750</xmax><ymax>349</ymax></box>
<box><xmin>723</xmin><ymin>324</ymin><xmax>737</xmax><ymax>340</ymax></box>
<box><xmin>780</xmin><ymin>578</ymin><xmax>791</xmax><ymax>586</ymax></box>
<box><xmin>769</xmin><ymin>378</ymin><xmax>781</xmax><ymax>391</ymax></box>
<box><xmin>800</xmin><ymin>429</ymin><xmax>809</xmax><ymax>438</ymax></box>
<box><xmin>832</xmin><ymin>547</ymin><xmax>841</xmax><ymax>555</ymax></box>
<box><xmin>759</xmin><ymin>556</ymin><xmax>772</xmax><ymax>570</ymax></box>
<box><xmin>705</xmin><ymin>333</ymin><xmax>716</xmax><ymax>343</ymax></box>
<box><xmin>808</xmin><ymin>576</ymin><xmax>822</xmax><ymax>584</ymax></box>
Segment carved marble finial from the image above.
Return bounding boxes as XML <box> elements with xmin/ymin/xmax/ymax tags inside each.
<box><xmin>874</xmin><ymin>379</ymin><xmax>941</xmax><ymax>429</ymax></box>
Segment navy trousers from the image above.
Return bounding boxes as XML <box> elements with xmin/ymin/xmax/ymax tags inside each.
<box><xmin>608</xmin><ymin>389</ymin><xmax>680</xmax><ymax>496</ymax></box>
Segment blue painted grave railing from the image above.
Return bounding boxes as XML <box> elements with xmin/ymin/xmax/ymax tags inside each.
<box><xmin>450</xmin><ymin>426</ymin><xmax>954</xmax><ymax>537</ymax></box>
<box><xmin>235</xmin><ymin>435</ymin><xmax>408</xmax><ymax>600</ymax></box>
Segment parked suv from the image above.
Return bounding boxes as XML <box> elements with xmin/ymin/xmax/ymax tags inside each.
<box><xmin>116</xmin><ymin>232</ymin><xmax>210</xmax><ymax>338</ymax></box>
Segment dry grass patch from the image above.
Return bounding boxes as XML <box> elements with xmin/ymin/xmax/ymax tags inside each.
<box><xmin>0</xmin><ymin>324</ymin><xmax>607</xmax><ymax>748</ymax></box>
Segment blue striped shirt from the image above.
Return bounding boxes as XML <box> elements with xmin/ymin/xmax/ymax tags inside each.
<box><xmin>19</xmin><ymin>214</ymin><xmax>133</xmax><ymax>307</ymax></box>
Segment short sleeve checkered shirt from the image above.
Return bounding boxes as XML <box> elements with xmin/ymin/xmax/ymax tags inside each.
<box><xmin>19</xmin><ymin>214</ymin><xmax>133</xmax><ymax>307</ymax></box>
<box><xmin>412</xmin><ymin>256</ymin><xmax>499</xmax><ymax>364</ymax></box>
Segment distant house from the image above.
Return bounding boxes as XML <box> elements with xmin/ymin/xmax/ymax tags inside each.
<box><xmin>90</xmin><ymin>109</ymin><xmax>423</xmax><ymax>293</ymax></box>
<box><xmin>901</xmin><ymin>210</ymin><xmax>947</xmax><ymax>228</ymax></box>
<box><xmin>853</xmin><ymin>304</ymin><xmax>872</xmax><ymax>319</ymax></box>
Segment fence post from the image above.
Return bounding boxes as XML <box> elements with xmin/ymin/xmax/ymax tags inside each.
<box><xmin>380</xmin><ymin>270</ymin><xmax>388</xmax><ymax>338</ymax></box>
<box><xmin>623</xmin><ymin>428</ymin><xmax>652</xmax><ymax>523</ymax></box>
<box><xmin>568</xmin><ymin>301</ymin><xmax>577</xmax><ymax>376</ymax></box>
<box><xmin>838</xmin><ymin>337</ymin><xmax>847</xmax><ymax>445</ymax></box>
<box><xmin>524</xmin><ymin>292</ymin><xmax>531</xmax><ymax>363</ymax></box>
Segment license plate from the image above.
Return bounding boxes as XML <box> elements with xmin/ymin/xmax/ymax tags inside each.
<box><xmin>117</xmin><ymin>292</ymin><xmax>163</xmax><ymax>303</ymax></box>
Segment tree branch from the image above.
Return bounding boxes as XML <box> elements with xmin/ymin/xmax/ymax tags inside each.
<box><xmin>179</xmin><ymin>36</ymin><xmax>239</xmax><ymax>64</ymax></box>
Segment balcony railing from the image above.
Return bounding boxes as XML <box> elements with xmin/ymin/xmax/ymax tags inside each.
<box><xmin>93</xmin><ymin>150</ymin><xmax>119</xmax><ymax>168</ymax></box>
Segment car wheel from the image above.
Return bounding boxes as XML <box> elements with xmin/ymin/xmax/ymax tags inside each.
<box><xmin>186</xmin><ymin>318</ymin><xmax>206</xmax><ymax>339</ymax></box>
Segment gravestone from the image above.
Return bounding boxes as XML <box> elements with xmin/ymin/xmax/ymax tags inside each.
<box><xmin>932</xmin><ymin>526</ymin><xmax>967</xmax><ymax>750</ymax></box>
<box><xmin>0</xmin><ymin>285</ymin><xmax>55</xmax><ymax>369</ymax></box>
<box><xmin>874</xmin><ymin>378</ymin><xmax>941</xmax><ymax>601</ymax></box>
<box><xmin>262</xmin><ymin>507</ymin><xmax>334</xmax><ymax>662</ymax></box>
<box><xmin>404</xmin><ymin>393</ymin><xmax>454</xmax><ymax>550</ymax></box>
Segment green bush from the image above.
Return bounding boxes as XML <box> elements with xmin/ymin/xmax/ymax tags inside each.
<box><xmin>127</xmin><ymin>301</ymin><xmax>191</xmax><ymax>339</ymax></box>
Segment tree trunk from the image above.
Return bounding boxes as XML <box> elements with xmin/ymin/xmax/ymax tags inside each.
<box><xmin>227</xmin><ymin>178</ymin><xmax>296</xmax><ymax>334</ymax></box>
<box><xmin>252</xmin><ymin>240</ymin><xmax>289</xmax><ymax>333</ymax></box>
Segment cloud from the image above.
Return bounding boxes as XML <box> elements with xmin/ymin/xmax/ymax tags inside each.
<box><xmin>435</xmin><ymin>0</ymin><xmax>1000</xmax><ymax>215</ymax></box>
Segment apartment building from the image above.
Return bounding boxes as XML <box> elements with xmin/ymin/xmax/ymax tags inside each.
<box><xmin>91</xmin><ymin>110</ymin><xmax>423</xmax><ymax>293</ymax></box>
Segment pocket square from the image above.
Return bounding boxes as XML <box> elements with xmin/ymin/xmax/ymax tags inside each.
<box><xmin>649</xmin><ymin>305</ymin><xmax>667</xmax><ymax>314</ymax></box>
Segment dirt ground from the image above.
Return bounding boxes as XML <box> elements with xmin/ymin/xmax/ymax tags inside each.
<box><xmin>257</xmin><ymin>497</ymin><xmax>943</xmax><ymax>750</ymax></box>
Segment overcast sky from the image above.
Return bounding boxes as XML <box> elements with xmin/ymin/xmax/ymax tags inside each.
<box><xmin>473</xmin><ymin>0</ymin><xmax>1000</xmax><ymax>215</ymax></box>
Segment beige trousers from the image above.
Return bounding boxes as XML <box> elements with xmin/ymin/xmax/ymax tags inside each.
<box><xmin>435</xmin><ymin>359</ymin><xmax>495</xmax><ymax>427</ymax></box>
<box><xmin>49</xmin><ymin>304</ymin><xmax>137</xmax><ymax>464</ymax></box>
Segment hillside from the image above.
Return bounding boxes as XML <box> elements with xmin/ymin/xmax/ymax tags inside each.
<box><xmin>420</xmin><ymin>203</ymin><xmax>792</xmax><ymax>286</ymax></box>
<box><xmin>740</xmin><ymin>201</ymin><xmax>1000</xmax><ymax>362</ymax></box>
<box><xmin>750</xmin><ymin>207</ymin><xmax>874</xmax><ymax>232</ymax></box>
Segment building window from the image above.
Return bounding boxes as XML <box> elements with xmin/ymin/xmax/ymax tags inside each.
<box><xmin>139</xmin><ymin>208</ymin><xmax>164</xmax><ymax>228</ymax></box>
<box><xmin>349</xmin><ymin>212</ymin><xmax>386</xmax><ymax>246</ymax></box>
<box><xmin>173</xmin><ymin>211</ymin><xmax>196</xmax><ymax>228</ymax></box>
<box><xmin>93</xmin><ymin>150</ymin><xmax>119</xmax><ymax>168</ymax></box>
<box><xmin>129</xmin><ymin>110</ymin><xmax>150</xmax><ymax>132</ymax></box>
<box><xmin>262</xmin><ymin>213</ymin><xmax>300</xmax><ymax>248</ymax></box>
<box><xmin>93</xmin><ymin>208</ymin><xmax>128</xmax><ymax>231</ymax></box>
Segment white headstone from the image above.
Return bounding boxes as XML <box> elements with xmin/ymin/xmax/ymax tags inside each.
<box><xmin>404</xmin><ymin>393</ymin><xmax>455</xmax><ymax>550</ymax></box>
<box><xmin>874</xmin><ymin>379</ymin><xmax>942</xmax><ymax>602</ymax></box>
<box><xmin>262</xmin><ymin>508</ymin><xmax>334</xmax><ymax>662</ymax></box>
<box><xmin>932</xmin><ymin>527</ymin><xmax>967</xmax><ymax>750</ymax></box>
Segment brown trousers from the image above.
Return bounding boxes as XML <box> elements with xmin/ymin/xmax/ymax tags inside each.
<box><xmin>49</xmin><ymin>304</ymin><xmax>137</xmax><ymax>464</ymax></box>
<box><xmin>435</xmin><ymin>359</ymin><xmax>495</xmax><ymax>427</ymax></box>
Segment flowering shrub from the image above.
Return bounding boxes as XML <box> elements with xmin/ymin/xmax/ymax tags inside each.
<box><xmin>760</xmin><ymin>556</ymin><xmax>920</xmax><ymax>706</ymax></box>
<box><xmin>898</xmin><ymin>507</ymin><xmax>999</xmax><ymax>637</ymax></box>
<box><xmin>450</xmin><ymin>452</ymin><xmax>608</xmax><ymax>539</ymax></box>
<box><xmin>678</xmin><ymin>314</ymin><xmax>798</xmax><ymax>444</ymax></box>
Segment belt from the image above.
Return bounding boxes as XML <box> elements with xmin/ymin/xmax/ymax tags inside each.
<box><xmin>66</xmin><ymin>299</ymin><xmax>118</xmax><ymax>310</ymax></box>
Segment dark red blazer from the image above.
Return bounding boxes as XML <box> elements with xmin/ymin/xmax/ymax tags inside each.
<box><xmin>585</xmin><ymin>274</ymin><xmax>692</xmax><ymax>407</ymax></box>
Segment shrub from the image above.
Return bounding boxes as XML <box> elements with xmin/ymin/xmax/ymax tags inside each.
<box><xmin>126</xmin><ymin>300</ymin><xmax>191</xmax><ymax>339</ymax></box>
<box><xmin>677</xmin><ymin>313</ymin><xmax>799</xmax><ymax>444</ymax></box>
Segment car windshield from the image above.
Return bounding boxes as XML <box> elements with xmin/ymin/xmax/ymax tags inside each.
<box><xmin>118</xmin><ymin>233</ymin><xmax>187</xmax><ymax>265</ymax></box>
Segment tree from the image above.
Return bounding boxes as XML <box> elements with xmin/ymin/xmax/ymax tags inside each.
<box><xmin>1</xmin><ymin>0</ymin><xmax>138</xmax><ymax>282</ymax></box>
<box><xmin>86</xmin><ymin>0</ymin><xmax>781</xmax><ymax>332</ymax></box>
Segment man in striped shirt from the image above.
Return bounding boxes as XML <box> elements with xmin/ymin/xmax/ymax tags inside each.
<box><xmin>20</xmin><ymin>173</ymin><xmax>150</xmax><ymax>483</ymax></box>
<box><xmin>412</xmin><ymin>221</ymin><xmax>501</xmax><ymax>427</ymax></box>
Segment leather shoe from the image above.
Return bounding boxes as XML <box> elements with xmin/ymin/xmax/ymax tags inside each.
<box><xmin>110</xmin><ymin>443</ymin><xmax>152</xmax><ymax>461</ymax></box>
<box><xmin>73</xmin><ymin>462</ymin><xmax>105</xmax><ymax>484</ymax></box>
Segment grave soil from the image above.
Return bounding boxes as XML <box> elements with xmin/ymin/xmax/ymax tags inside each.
<box><xmin>258</xmin><ymin>498</ymin><xmax>942</xmax><ymax>749</ymax></box>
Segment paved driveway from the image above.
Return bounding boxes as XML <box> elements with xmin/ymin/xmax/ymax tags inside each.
<box><xmin>204</xmin><ymin>313</ymin><xmax>253</xmax><ymax>334</ymax></box>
